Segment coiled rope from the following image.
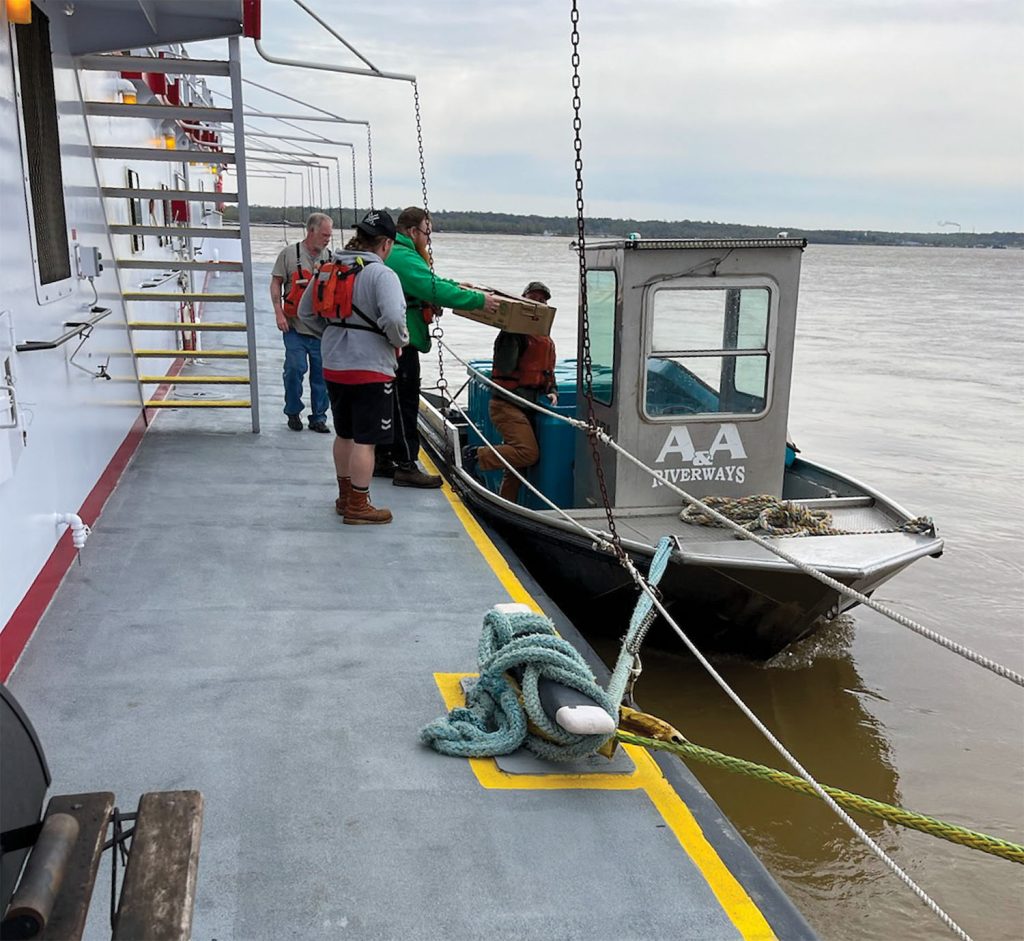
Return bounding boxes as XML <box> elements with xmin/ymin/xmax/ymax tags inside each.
<box><xmin>617</xmin><ymin>731</ymin><xmax>1024</xmax><ymax>865</ymax></box>
<box><xmin>680</xmin><ymin>493</ymin><xmax>936</xmax><ymax>538</ymax></box>
<box><xmin>420</xmin><ymin>607</ymin><xmax>617</xmax><ymax>761</ymax></box>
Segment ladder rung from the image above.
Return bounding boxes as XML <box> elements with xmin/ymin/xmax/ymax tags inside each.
<box><xmin>77</xmin><ymin>55</ymin><xmax>231</xmax><ymax>77</ymax></box>
<box><xmin>85</xmin><ymin>102</ymin><xmax>232</xmax><ymax>122</ymax></box>
<box><xmin>134</xmin><ymin>349</ymin><xmax>248</xmax><ymax>359</ymax></box>
<box><xmin>115</xmin><ymin>259</ymin><xmax>244</xmax><ymax>271</ymax></box>
<box><xmin>103</xmin><ymin>187</ymin><xmax>238</xmax><ymax>202</ymax></box>
<box><xmin>110</xmin><ymin>225</ymin><xmax>241</xmax><ymax>239</ymax></box>
<box><xmin>123</xmin><ymin>292</ymin><xmax>244</xmax><ymax>302</ymax></box>
<box><xmin>146</xmin><ymin>399</ymin><xmax>252</xmax><ymax>408</ymax></box>
<box><xmin>128</xmin><ymin>321</ymin><xmax>248</xmax><ymax>331</ymax></box>
<box><xmin>139</xmin><ymin>375</ymin><xmax>250</xmax><ymax>384</ymax></box>
<box><xmin>93</xmin><ymin>146</ymin><xmax>236</xmax><ymax>165</ymax></box>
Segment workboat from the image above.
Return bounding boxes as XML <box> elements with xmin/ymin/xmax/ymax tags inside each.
<box><xmin>0</xmin><ymin>2</ymin><xmax>820</xmax><ymax>938</ymax></box>
<box><xmin>421</xmin><ymin>237</ymin><xmax>945</xmax><ymax>657</ymax></box>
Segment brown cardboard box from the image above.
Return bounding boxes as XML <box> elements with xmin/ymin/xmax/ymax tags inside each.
<box><xmin>451</xmin><ymin>285</ymin><xmax>555</xmax><ymax>337</ymax></box>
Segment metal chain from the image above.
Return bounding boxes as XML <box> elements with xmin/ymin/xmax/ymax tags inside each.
<box><xmin>350</xmin><ymin>144</ymin><xmax>359</xmax><ymax>231</ymax></box>
<box><xmin>570</xmin><ymin>0</ymin><xmax>623</xmax><ymax>561</ymax></box>
<box><xmin>366</xmin><ymin>123</ymin><xmax>375</xmax><ymax>210</ymax></box>
<box><xmin>413</xmin><ymin>80</ymin><xmax>447</xmax><ymax>402</ymax></box>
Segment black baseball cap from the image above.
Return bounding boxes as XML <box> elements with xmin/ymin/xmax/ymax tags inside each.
<box><xmin>523</xmin><ymin>281</ymin><xmax>551</xmax><ymax>300</ymax></box>
<box><xmin>356</xmin><ymin>209</ymin><xmax>397</xmax><ymax>240</ymax></box>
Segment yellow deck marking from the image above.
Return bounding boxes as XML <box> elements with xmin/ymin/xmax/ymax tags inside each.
<box><xmin>422</xmin><ymin>452</ymin><xmax>778</xmax><ymax>940</ymax></box>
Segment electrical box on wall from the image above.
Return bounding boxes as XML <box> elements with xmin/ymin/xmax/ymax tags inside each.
<box><xmin>76</xmin><ymin>245</ymin><xmax>103</xmax><ymax>280</ymax></box>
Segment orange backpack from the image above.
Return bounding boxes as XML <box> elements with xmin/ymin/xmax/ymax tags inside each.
<box><xmin>311</xmin><ymin>256</ymin><xmax>364</xmax><ymax>322</ymax></box>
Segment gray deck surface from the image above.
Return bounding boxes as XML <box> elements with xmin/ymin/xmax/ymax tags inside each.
<box><xmin>5</xmin><ymin>270</ymin><xmax>787</xmax><ymax>940</ymax></box>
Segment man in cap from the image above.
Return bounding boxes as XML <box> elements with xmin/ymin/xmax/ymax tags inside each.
<box><xmin>297</xmin><ymin>209</ymin><xmax>409</xmax><ymax>524</ymax></box>
<box><xmin>463</xmin><ymin>282</ymin><xmax>557</xmax><ymax>502</ymax></box>
<box><xmin>375</xmin><ymin>207</ymin><xmax>500</xmax><ymax>488</ymax></box>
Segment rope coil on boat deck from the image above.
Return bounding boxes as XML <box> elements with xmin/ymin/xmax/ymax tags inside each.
<box><xmin>679</xmin><ymin>493</ymin><xmax>936</xmax><ymax>538</ymax></box>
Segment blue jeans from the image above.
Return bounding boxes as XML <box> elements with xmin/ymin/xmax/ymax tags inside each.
<box><xmin>282</xmin><ymin>329</ymin><xmax>328</xmax><ymax>423</ymax></box>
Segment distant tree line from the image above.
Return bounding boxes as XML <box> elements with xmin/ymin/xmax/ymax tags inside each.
<box><xmin>227</xmin><ymin>205</ymin><xmax>1022</xmax><ymax>249</ymax></box>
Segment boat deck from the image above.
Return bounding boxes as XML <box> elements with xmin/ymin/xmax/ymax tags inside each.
<box><xmin>538</xmin><ymin>503</ymin><xmax>939</xmax><ymax>577</ymax></box>
<box><xmin>6</xmin><ymin>271</ymin><xmax>813</xmax><ymax>939</ymax></box>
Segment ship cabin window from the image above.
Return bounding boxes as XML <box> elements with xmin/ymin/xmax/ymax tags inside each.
<box><xmin>644</xmin><ymin>283</ymin><xmax>770</xmax><ymax>419</ymax></box>
<box><xmin>585</xmin><ymin>269</ymin><xmax>617</xmax><ymax>405</ymax></box>
<box><xmin>15</xmin><ymin>7</ymin><xmax>72</xmax><ymax>295</ymax></box>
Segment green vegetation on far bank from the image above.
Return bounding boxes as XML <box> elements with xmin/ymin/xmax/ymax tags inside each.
<box><xmin>231</xmin><ymin>206</ymin><xmax>1023</xmax><ymax>250</ymax></box>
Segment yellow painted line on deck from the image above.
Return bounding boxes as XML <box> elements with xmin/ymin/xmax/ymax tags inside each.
<box><xmin>421</xmin><ymin>452</ymin><xmax>777</xmax><ymax>941</ymax></box>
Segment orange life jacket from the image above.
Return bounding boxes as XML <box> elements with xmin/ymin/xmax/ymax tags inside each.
<box><xmin>311</xmin><ymin>256</ymin><xmax>363</xmax><ymax>322</ymax></box>
<box><xmin>310</xmin><ymin>256</ymin><xmax>386</xmax><ymax>337</ymax></box>
<box><xmin>282</xmin><ymin>243</ymin><xmax>314</xmax><ymax>318</ymax></box>
<box><xmin>493</xmin><ymin>335</ymin><xmax>556</xmax><ymax>391</ymax></box>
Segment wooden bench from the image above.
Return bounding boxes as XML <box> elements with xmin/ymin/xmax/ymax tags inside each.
<box><xmin>2</xmin><ymin>790</ymin><xmax>203</xmax><ymax>941</ymax></box>
<box><xmin>1</xmin><ymin>685</ymin><xmax>203</xmax><ymax>941</ymax></box>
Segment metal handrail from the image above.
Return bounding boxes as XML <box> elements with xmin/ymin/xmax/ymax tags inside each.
<box><xmin>252</xmin><ymin>0</ymin><xmax>416</xmax><ymax>85</ymax></box>
<box><xmin>16</xmin><ymin>307</ymin><xmax>111</xmax><ymax>353</ymax></box>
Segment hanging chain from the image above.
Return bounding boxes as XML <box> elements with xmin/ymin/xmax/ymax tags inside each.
<box><xmin>350</xmin><ymin>146</ymin><xmax>358</xmax><ymax>231</ymax></box>
<box><xmin>413</xmin><ymin>79</ymin><xmax>448</xmax><ymax>402</ymax></box>
<box><xmin>366</xmin><ymin>123</ymin><xmax>375</xmax><ymax>210</ymax></box>
<box><xmin>571</xmin><ymin>0</ymin><xmax>624</xmax><ymax>561</ymax></box>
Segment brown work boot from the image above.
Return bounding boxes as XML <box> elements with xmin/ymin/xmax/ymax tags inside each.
<box><xmin>392</xmin><ymin>463</ymin><xmax>442</xmax><ymax>489</ymax></box>
<box><xmin>335</xmin><ymin>476</ymin><xmax>352</xmax><ymax>516</ymax></box>
<box><xmin>343</xmin><ymin>487</ymin><xmax>392</xmax><ymax>525</ymax></box>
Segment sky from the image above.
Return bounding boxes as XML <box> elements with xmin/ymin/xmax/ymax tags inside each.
<box><xmin>213</xmin><ymin>0</ymin><xmax>1023</xmax><ymax>232</ymax></box>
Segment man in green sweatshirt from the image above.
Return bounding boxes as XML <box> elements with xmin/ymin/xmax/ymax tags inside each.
<box><xmin>377</xmin><ymin>207</ymin><xmax>498</xmax><ymax>487</ymax></box>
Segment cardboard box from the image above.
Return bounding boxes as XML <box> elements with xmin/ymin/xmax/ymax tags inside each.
<box><xmin>451</xmin><ymin>285</ymin><xmax>556</xmax><ymax>337</ymax></box>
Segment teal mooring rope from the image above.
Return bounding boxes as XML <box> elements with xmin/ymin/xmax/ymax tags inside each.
<box><xmin>421</xmin><ymin>537</ymin><xmax>676</xmax><ymax>762</ymax></box>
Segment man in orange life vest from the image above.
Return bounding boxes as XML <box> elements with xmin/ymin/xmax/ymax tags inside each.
<box><xmin>270</xmin><ymin>212</ymin><xmax>333</xmax><ymax>433</ymax></box>
<box><xmin>464</xmin><ymin>282</ymin><xmax>557</xmax><ymax>502</ymax></box>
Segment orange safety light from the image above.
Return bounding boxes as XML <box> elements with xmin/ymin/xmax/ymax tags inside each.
<box><xmin>164</xmin><ymin>134</ymin><xmax>177</xmax><ymax>150</ymax></box>
<box><xmin>7</xmin><ymin>0</ymin><xmax>32</xmax><ymax>25</ymax></box>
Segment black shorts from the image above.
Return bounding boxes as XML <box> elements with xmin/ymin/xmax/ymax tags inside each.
<box><xmin>326</xmin><ymin>380</ymin><xmax>395</xmax><ymax>445</ymax></box>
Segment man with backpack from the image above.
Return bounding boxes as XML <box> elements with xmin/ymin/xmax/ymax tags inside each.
<box><xmin>298</xmin><ymin>210</ymin><xmax>409</xmax><ymax>524</ymax></box>
<box><xmin>269</xmin><ymin>212</ymin><xmax>333</xmax><ymax>433</ymax></box>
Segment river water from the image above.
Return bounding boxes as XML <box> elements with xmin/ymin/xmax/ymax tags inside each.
<box><xmin>255</xmin><ymin>228</ymin><xmax>1024</xmax><ymax>940</ymax></box>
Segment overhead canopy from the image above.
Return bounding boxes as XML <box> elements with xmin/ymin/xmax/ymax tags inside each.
<box><xmin>37</xmin><ymin>0</ymin><xmax>246</xmax><ymax>56</ymax></box>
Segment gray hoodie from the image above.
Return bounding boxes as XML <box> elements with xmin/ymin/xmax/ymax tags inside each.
<box><xmin>297</xmin><ymin>250</ymin><xmax>409</xmax><ymax>379</ymax></box>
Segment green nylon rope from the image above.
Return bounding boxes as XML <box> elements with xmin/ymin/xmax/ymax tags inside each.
<box><xmin>679</xmin><ymin>494</ymin><xmax>936</xmax><ymax>538</ymax></box>
<box><xmin>617</xmin><ymin>731</ymin><xmax>1024</xmax><ymax>864</ymax></box>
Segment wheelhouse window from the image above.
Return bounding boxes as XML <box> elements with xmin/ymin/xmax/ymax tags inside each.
<box><xmin>585</xmin><ymin>269</ymin><xmax>617</xmax><ymax>405</ymax></box>
<box><xmin>644</xmin><ymin>282</ymin><xmax>771</xmax><ymax>418</ymax></box>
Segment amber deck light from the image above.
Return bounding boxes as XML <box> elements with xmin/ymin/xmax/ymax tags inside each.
<box><xmin>7</xmin><ymin>0</ymin><xmax>32</xmax><ymax>24</ymax></box>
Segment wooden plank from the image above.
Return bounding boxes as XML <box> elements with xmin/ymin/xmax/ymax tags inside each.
<box><xmin>39</xmin><ymin>792</ymin><xmax>114</xmax><ymax>941</ymax></box>
<box><xmin>112</xmin><ymin>791</ymin><xmax>203</xmax><ymax>941</ymax></box>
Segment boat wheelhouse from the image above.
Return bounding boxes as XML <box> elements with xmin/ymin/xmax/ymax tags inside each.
<box><xmin>424</xmin><ymin>238</ymin><xmax>943</xmax><ymax>657</ymax></box>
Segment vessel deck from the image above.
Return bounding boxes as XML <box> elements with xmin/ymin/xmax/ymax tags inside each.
<box><xmin>7</xmin><ymin>267</ymin><xmax>812</xmax><ymax>939</ymax></box>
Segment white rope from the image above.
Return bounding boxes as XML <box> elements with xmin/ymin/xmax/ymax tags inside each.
<box><xmin>437</xmin><ymin>344</ymin><xmax>973</xmax><ymax>940</ymax></box>
<box><xmin>438</xmin><ymin>339</ymin><xmax>1024</xmax><ymax>689</ymax></box>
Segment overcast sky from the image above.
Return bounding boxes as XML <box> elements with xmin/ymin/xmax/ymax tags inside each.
<box><xmin>218</xmin><ymin>0</ymin><xmax>1022</xmax><ymax>232</ymax></box>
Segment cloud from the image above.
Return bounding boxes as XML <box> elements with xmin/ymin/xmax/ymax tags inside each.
<box><xmin>230</xmin><ymin>0</ymin><xmax>1023</xmax><ymax>231</ymax></box>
